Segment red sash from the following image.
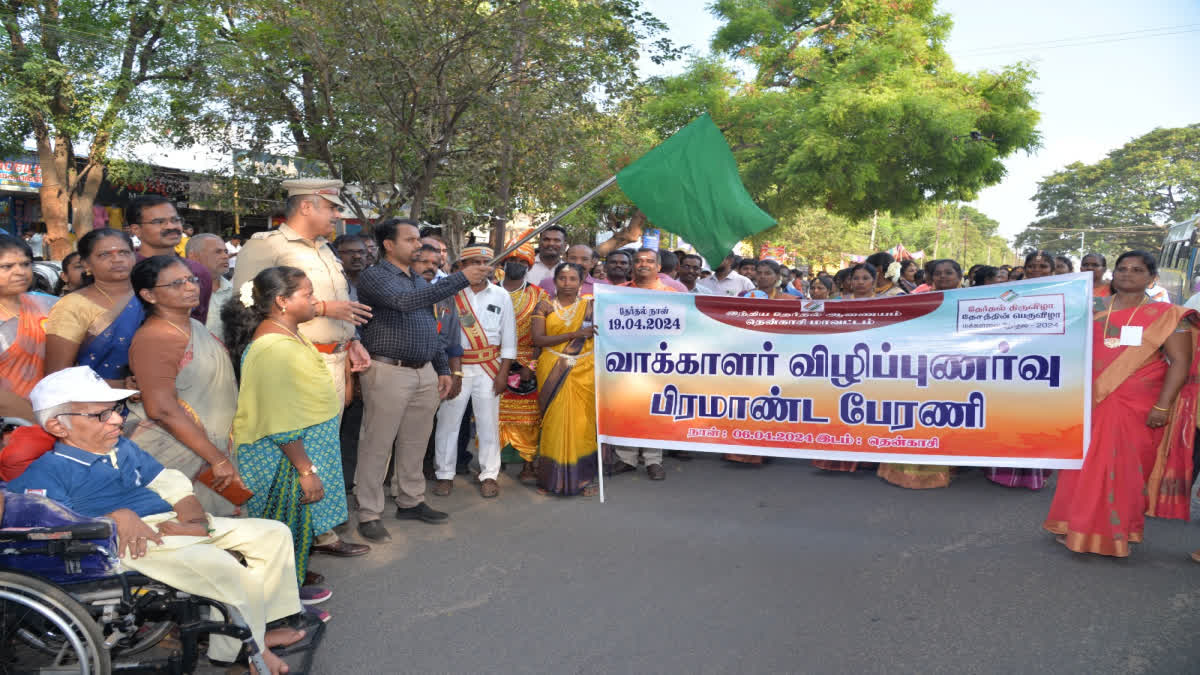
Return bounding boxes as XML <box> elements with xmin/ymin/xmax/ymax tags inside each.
<box><xmin>454</xmin><ymin>291</ymin><xmax>500</xmax><ymax>378</ymax></box>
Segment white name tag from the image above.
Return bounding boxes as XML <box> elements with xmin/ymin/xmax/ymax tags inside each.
<box><xmin>1119</xmin><ymin>325</ymin><xmax>1143</xmax><ymax>347</ymax></box>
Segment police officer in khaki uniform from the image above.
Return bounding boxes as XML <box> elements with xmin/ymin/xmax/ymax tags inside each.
<box><xmin>231</xmin><ymin>178</ymin><xmax>373</xmax><ymax>405</ymax></box>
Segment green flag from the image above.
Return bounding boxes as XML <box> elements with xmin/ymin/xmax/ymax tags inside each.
<box><xmin>616</xmin><ymin>114</ymin><xmax>775</xmax><ymax>267</ymax></box>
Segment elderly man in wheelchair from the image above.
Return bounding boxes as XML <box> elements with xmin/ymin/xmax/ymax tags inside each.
<box><xmin>1</xmin><ymin>367</ymin><xmax>311</xmax><ymax>674</ymax></box>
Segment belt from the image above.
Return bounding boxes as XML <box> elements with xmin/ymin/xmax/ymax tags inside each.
<box><xmin>313</xmin><ymin>341</ymin><xmax>350</xmax><ymax>355</ymax></box>
<box><xmin>371</xmin><ymin>355</ymin><xmax>428</xmax><ymax>369</ymax></box>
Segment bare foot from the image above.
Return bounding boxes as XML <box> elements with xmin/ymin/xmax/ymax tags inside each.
<box><xmin>250</xmin><ymin>647</ymin><xmax>290</xmax><ymax>675</ymax></box>
<box><xmin>1189</xmin><ymin>549</ymin><xmax>1200</xmax><ymax>564</ymax></box>
<box><xmin>265</xmin><ymin>626</ymin><xmax>306</xmax><ymax>648</ymax></box>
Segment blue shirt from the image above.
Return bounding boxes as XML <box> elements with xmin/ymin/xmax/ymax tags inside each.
<box><xmin>7</xmin><ymin>437</ymin><xmax>172</xmax><ymax>518</ymax></box>
<box><xmin>356</xmin><ymin>259</ymin><xmax>468</xmax><ymax>374</ymax></box>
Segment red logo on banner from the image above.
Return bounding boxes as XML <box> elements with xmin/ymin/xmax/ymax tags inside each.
<box><xmin>694</xmin><ymin>294</ymin><xmax>943</xmax><ymax>334</ymax></box>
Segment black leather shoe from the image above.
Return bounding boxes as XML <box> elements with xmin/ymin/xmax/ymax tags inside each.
<box><xmin>395</xmin><ymin>502</ymin><xmax>449</xmax><ymax>524</ymax></box>
<box><xmin>357</xmin><ymin>520</ymin><xmax>391</xmax><ymax>541</ymax></box>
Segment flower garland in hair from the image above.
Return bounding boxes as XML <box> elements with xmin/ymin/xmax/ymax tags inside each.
<box><xmin>885</xmin><ymin>261</ymin><xmax>902</xmax><ymax>284</ymax></box>
<box><xmin>239</xmin><ymin>281</ymin><xmax>254</xmax><ymax>307</ymax></box>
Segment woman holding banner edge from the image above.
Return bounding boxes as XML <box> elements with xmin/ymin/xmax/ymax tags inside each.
<box><xmin>1043</xmin><ymin>250</ymin><xmax>1199</xmax><ymax>557</ymax></box>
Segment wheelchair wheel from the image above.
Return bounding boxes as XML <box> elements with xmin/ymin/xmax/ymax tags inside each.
<box><xmin>0</xmin><ymin>571</ymin><xmax>110</xmax><ymax>675</ymax></box>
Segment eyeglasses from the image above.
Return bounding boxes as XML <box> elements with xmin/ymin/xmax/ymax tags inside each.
<box><xmin>139</xmin><ymin>216</ymin><xmax>184</xmax><ymax>227</ymax></box>
<box><xmin>56</xmin><ymin>402</ymin><xmax>128</xmax><ymax>424</ymax></box>
<box><xmin>154</xmin><ymin>275</ymin><xmax>200</xmax><ymax>289</ymax></box>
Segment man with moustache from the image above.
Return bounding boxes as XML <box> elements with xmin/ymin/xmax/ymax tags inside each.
<box><xmin>698</xmin><ymin>252</ymin><xmax>755</xmax><ymax>296</ymax></box>
<box><xmin>413</xmin><ymin>244</ymin><xmax>466</xmax><ymax>481</ymax></box>
<box><xmin>612</xmin><ymin>248</ymin><xmax>678</xmax><ymax>481</ymax></box>
<box><xmin>232</xmin><ymin>179</ymin><xmax>373</xmax><ymax>410</ymax></box>
<box><xmin>678</xmin><ymin>253</ymin><xmax>712</xmax><ymax>294</ymax></box>
<box><xmin>602</xmin><ymin>249</ymin><xmax>632</xmax><ymax>286</ymax></box>
<box><xmin>333</xmin><ymin>233</ymin><xmax>371</xmax><ymax>493</ymax></box>
<box><xmin>128</xmin><ymin>195</ymin><xmax>213</xmax><ymax>323</ymax></box>
<box><xmin>538</xmin><ymin>244</ymin><xmax>600</xmax><ymax>297</ymax></box>
<box><xmin>335</xmin><ymin>234</ymin><xmax>370</xmax><ymax>294</ymax></box>
<box><xmin>525</xmin><ymin>225</ymin><xmax>567</xmax><ymax>286</ymax></box>
<box><xmin>184</xmin><ymin>233</ymin><xmax>232</xmax><ymax>337</ymax></box>
<box><xmin>498</xmin><ymin>242</ymin><xmax>549</xmax><ymax>483</ymax></box>
<box><xmin>354</xmin><ymin>220</ymin><xmax>489</xmax><ymax>539</ymax></box>
<box><xmin>432</xmin><ymin>246</ymin><xmax>515</xmax><ymax>498</ymax></box>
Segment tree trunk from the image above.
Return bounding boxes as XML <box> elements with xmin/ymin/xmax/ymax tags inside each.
<box><xmin>444</xmin><ymin>211</ymin><xmax>466</xmax><ymax>263</ymax></box>
<box><xmin>490</xmin><ymin>0</ymin><xmax>529</xmax><ymax>254</ymax></box>
<box><xmin>69</xmin><ymin>160</ymin><xmax>105</xmax><ymax>237</ymax></box>
<box><xmin>36</xmin><ymin>130</ymin><xmax>72</xmax><ymax>260</ymax></box>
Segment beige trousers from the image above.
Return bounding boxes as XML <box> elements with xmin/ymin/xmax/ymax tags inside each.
<box><xmin>119</xmin><ymin>515</ymin><xmax>300</xmax><ymax>661</ymax></box>
<box><xmin>355</xmin><ymin>362</ymin><xmax>440</xmax><ymax>519</ymax></box>
<box><xmin>615</xmin><ymin>446</ymin><xmax>663</xmax><ymax>466</ymax></box>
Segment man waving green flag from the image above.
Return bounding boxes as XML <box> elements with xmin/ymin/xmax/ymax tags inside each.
<box><xmin>616</xmin><ymin>113</ymin><xmax>776</xmax><ymax>266</ymax></box>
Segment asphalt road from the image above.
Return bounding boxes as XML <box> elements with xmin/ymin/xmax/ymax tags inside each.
<box><xmin>303</xmin><ymin>456</ymin><xmax>1200</xmax><ymax>674</ymax></box>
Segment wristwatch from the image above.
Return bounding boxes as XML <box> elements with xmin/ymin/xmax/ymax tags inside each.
<box><xmin>298</xmin><ymin>466</ymin><xmax>318</xmax><ymax>477</ymax></box>
<box><xmin>452</xmin><ymin>371</ymin><xmax>465</xmax><ymax>377</ymax></box>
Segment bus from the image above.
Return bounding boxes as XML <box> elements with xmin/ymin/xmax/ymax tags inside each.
<box><xmin>1157</xmin><ymin>213</ymin><xmax>1200</xmax><ymax>304</ymax></box>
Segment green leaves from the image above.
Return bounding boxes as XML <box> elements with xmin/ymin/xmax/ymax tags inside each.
<box><xmin>1016</xmin><ymin>124</ymin><xmax>1200</xmax><ymax>257</ymax></box>
<box><xmin>642</xmin><ymin>0</ymin><xmax>1040</xmax><ymax>227</ymax></box>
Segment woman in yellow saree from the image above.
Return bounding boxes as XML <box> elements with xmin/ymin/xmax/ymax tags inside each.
<box><xmin>531</xmin><ymin>262</ymin><xmax>598</xmax><ymax>497</ymax></box>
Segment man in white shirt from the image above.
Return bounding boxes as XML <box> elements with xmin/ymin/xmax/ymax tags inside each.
<box><xmin>698</xmin><ymin>253</ymin><xmax>755</xmax><ymax>296</ymax></box>
<box><xmin>186</xmin><ymin>234</ymin><xmax>233</xmax><ymax>339</ymax></box>
<box><xmin>526</xmin><ymin>225</ymin><xmax>567</xmax><ymax>285</ymax></box>
<box><xmin>224</xmin><ymin>235</ymin><xmax>242</xmax><ymax>269</ymax></box>
<box><xmin>678</xmin><ymin>253</ymin><xmax>712</xmax><ymax>294</ymax></box>
<box><xmin>433</xmin><ymin>245</ymin><xmax>516</xmax><ymax>498</ymax></box>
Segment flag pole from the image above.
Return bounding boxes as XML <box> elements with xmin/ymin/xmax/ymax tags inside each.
<box><xmin>489</xmin><ymin>175</ymin><xmax>617</xmax><ymax>264</ymax></box>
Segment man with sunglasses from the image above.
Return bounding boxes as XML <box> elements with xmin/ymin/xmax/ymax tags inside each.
<box><xmin>6</xmin><ymin>366</ymin><xmax>307</xmax><ymax>674</ymax></box>
<box><xmin>127</xmin><ymin>195</ymin><xmax>213</xmax><ymax>323</ymax></box>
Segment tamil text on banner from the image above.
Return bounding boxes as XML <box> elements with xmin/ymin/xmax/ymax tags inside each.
<box><xmin>594</xmin><ymin>275</ymin><xmax>1093</xmax><ymax>469</ymax></box>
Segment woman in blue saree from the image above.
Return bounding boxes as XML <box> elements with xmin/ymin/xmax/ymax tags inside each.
<box><xmin>44</xmin><ymin>229</ymin><xmax>143</xmax><ymax>387</ymax></box>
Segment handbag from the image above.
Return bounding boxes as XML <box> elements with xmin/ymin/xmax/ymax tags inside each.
<box><xmin>194</xmin><ymin>466</ymin><xmax>254</xmax><ymax>506</ymax></box>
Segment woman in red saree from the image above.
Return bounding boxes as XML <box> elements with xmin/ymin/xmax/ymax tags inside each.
<box><xmin>0</xmin><ymin>234</ymin><xmax>57</xmax><ymax>420</ymax></box>
<box><xmin>1044</xmin><ymin>250</ymin><xmax>1199</xmax><ymax>557</ymax></box>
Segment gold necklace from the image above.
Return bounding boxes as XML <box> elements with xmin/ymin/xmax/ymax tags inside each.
<box><xmin>0</xmin><ymin>299</ymin><xmax>18</xmax><ymax>319</ymax></box>
<box><xmin>269</xmin><ymin>318</ymin><xmax>307</xmax><ymax>344</ymax></box>
<box><xmin>1102</xmin><ymin>294</ymin><xmax>1146</xmax><ymax>349</ymax></box>
<box><xmin>553</xmin><ymin>297</ymin><xmax>581</xmax><ymax>324</ymax></box>
<box><xmin>161</xmin><ymin>316</ymin><xmax>190</xmax><ymax>338</ymax></box>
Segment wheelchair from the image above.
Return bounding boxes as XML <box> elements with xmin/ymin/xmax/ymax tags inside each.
<box><xmin>1</xmin><ymin>418</ymin><xmax>323</xmax><ymax>674</ymax></box>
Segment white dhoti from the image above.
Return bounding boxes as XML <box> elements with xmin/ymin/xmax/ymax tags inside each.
<box><xmin>434</xmin><ymin>369</ymin><xmax>501</xmax><ymax>481</ymax></box>
<box><xmin>119</xmin><ymin>514</ymin><xmax>301</xmax><ymax>661</ymax></box>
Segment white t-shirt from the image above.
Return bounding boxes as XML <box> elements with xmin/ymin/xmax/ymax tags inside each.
<box><xmin>225</xmin><ymin>241</ymin><xmax>241</xmax><ymax>268</ymax></box>
<box><xmin>526</xmin><ymin>259</ymin><xmax>558</xmax><ymax>286</ymax></box>
<box><xmin>698</xmin><ymin>271</ymin><xmax>755</xmax><ymax>296</ymax></box>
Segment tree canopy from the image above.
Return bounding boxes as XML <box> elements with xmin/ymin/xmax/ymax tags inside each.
<box><xmin>636</xmin><ymin>0</ymin><xmax>1041</xmax><ymax>224</ymax></box>
<box><xmin>1014</xmin><ymin>124</ymin><xmax>1200</xmax><ymax>257</ymax></box>
<box><xmin>1</xmin><ymin>0</ymin><xmax>209</xmax><ymax>256</ymax></box>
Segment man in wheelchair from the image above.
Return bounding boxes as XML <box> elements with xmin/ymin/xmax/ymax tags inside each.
<box><xmin>4</xmin><ymin>367</ymin><xmax>305</xmax><ymax>674</ymax></box>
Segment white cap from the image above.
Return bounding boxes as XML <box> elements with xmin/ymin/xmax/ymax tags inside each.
<box><xmin>30</xmin><ymin>366</ymin><xmax>139</xmax><ymax>412</ymax></box>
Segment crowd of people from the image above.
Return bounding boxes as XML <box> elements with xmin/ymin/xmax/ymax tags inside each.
<box><xmin>1</xmin><ymin>177</ymin><xmax>1199</xmax><ymax>671</ymax></box>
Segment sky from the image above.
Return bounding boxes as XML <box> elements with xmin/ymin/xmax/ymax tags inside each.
<box><xmin>636</xmin><ymin>0</ymin><xmax>1200</xmax><ymax>242</ymax></box>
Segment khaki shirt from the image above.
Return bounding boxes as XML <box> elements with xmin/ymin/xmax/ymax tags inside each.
<box><xmin>230</xmin><ymin>223</ymin><xmax>354</xmax><ymax>344</ymax></box>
